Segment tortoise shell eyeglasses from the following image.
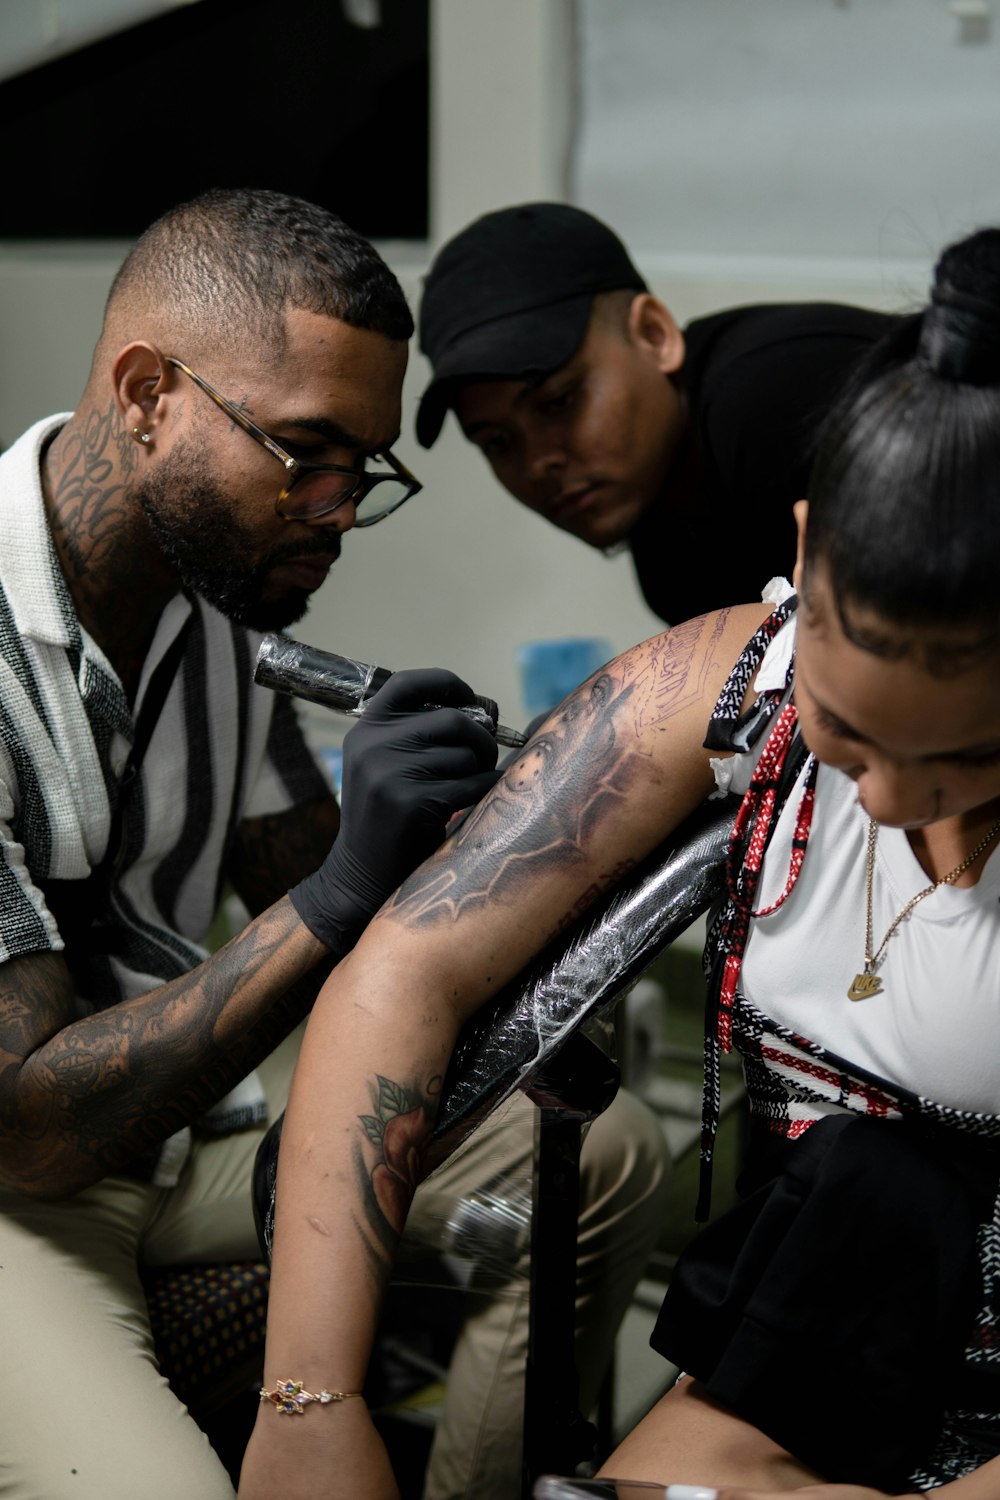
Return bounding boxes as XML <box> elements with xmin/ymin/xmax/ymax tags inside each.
<box><xmin>166</xmin><ymin>358</ymin><xmax>421</xmax><ymax>527</ymax></box>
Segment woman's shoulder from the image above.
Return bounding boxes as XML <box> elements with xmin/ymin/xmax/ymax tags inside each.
<box><xmin>697</xmin><ymin>586</ymin><xmax>800</xmax><ymax>794</ymax></box>
<box><xmin>612</xmin><ymin>600</ymin><xmax>777</xmax><ymax>742</ymax></box>
<box><xmin>591</xmin><ymin>600</ymin><xmax>779</xmax><ymax>813</ymax></box>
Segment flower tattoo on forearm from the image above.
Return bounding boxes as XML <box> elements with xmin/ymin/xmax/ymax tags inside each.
<box><xmin>356</xmin><ymin>1072</ymin><xmax>440</xmax><ymax>1251</ymax></box>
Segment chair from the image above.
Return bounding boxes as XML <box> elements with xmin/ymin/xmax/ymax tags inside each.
<box><xmin>143</xmin><ymin>1258</ymin><xmax>270</xmax><ymax>1483</ymax></box>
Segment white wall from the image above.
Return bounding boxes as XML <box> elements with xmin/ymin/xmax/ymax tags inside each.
<box><xmin>1</xmin><ymin>0</ymin><xmax>991</xmax><ymax>753</ymax></box>
<box><xmin>0</xmin><ymin>241</ymin><xmax>661</xmax><ymax>746</ymax></box>
<box><xmin>575</xmin><ymin>0</ymin><xmax>1000</xmax><ymax>269</ymax></box>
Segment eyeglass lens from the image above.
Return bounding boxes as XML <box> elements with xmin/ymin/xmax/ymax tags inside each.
<box><xmin>279</xmin><ymin>472</ymin><xmax>413</xmax><ymax>526</ymax></box>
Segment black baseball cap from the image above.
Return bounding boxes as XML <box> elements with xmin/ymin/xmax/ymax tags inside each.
<box><xmin>416</xmin><ymin>202</ymin><xmax>647</xmax><ymax>448</ymax></box>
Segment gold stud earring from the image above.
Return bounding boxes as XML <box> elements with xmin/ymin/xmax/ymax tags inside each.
<box><xmin>132</xmin><ymin>427</ymin><xmax>150</xmax><ymax>445</ymax></box>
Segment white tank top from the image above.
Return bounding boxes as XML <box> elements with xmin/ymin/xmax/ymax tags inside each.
<box><xmin>716</xmin><ymin>608</ymin><xmax>1000</xmax><ymax>1116</ymax></box>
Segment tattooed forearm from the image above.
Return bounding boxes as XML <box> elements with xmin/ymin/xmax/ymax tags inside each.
<box><xmin>385</xmin><ymin>667</ymin><xmax>643</xmax><ymax>929</ymax></box>
<box><xmin>351</xmin><ymin>1070</ymin><xmax>440</xmax><ymax>1292</ymax></box>
<box><xmin>0</xmin><ymin>898</ymin><xmax>330</xmax><ymax>1196</ymax></box>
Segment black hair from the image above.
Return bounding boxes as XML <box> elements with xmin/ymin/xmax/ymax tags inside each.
<box><xmin>805</xmin><ymin>227</ymin><xmax>1000</xmax><ymax>654</ymax></box>
<box><xmin>103</xmin><ymin>187</ymin><xmax>413</xmax><ymax>356</ymax></box>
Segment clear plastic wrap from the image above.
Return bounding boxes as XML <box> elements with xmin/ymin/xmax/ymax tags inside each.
<box><xmin>253</xmin><ymin>796</ymin><xmax>735</xmax><ymax>1263</ymax></box>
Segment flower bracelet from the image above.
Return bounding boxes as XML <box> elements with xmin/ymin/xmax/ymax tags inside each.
<box><xmin>259</xmin><ymin>1378</ymin><xmax>363</xmax><ymax>1415</ymax></box>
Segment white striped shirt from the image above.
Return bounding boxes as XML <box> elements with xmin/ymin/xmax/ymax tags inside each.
<box><xmin>0</xmin><ymin>415</ymin><xmax>330</xmax><ymax>1181</ymax></box>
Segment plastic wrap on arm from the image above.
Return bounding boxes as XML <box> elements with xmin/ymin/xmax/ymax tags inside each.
<box><xmin>252</xmin><ymin>795</ymin><xmax>735</xmax><ymax>1261</ymax></box>
<box><xmin>426</xmin><ymin>794</ymin><xmax>736</xmax><ymax>1163</ymax></box>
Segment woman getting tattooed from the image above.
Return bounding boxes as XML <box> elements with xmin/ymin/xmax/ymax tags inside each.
<box><xmin>239</xmin><ymin>226</ymin><xmax>1000</xmax><ymax>1500</ymax></box>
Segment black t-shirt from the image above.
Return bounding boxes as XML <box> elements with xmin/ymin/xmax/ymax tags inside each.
<box><xmin>629</xmin><ymin>302</ymin><xmax>899</xmax><ymax>624</ymax></box>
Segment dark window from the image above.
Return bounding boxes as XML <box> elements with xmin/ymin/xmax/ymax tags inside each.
<box><xmin>0</xmin><ymin>0</ymin><xmax>429</xmax><ymax>241</ymax></box>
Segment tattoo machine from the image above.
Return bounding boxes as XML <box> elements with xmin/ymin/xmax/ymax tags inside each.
<box><xmin>253</xmin><ymin>634</ymin><xmax>528</xmax><ymax>749</ymax></box>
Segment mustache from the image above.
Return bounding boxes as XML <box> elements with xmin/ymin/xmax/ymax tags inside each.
<box><xmin>266</xmin><ymin>534</ymin><xmax>343</xmax><ymax>569</ymax></box>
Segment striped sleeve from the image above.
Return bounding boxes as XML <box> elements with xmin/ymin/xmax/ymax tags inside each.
<box><xmin>0</xmin><ymin>750</ymin><xmax>63</xmax><ymax>961</ymax></box>
<box><xmin>244</xmin><ymin>690</ymin><xmax>332</xmax><ymax>818</ymax></box>
<box><xmin>0</xmin><ymin>833</ymin><xmax>62</xmax><ymax>960</ymax></box>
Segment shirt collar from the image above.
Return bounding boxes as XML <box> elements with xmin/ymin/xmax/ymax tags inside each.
<box><xmin>0</xmin><ymin>414</ymin><xmax>78</xmax><ymax>648</ymax></box>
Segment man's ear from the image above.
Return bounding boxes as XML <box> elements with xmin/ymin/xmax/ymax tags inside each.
<box><xmin>627</xmin><ymin>294</ymin><xmax>685</xmax><ymax>376</ymax></box>
<box><xmin>113</xmin><ymin>342</ymin><xmax>173</xmax><ymax>443</ymax></box>
<box><xmin>792</xmin><ymin>499</ymin><xmax>809</xmax><ymax>594</ymax></box>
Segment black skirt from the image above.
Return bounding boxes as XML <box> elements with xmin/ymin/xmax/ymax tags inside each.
<box><xmin>651</xmin><ymin>1113</ymin><xmax>1000</xmax><ymax>1491</ymax></box>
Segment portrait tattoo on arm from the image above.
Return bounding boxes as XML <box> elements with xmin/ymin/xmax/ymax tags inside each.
<box><xmin>384</xmin><ymin>667</ymin><xmax>641</xmax><ymax>934</ymax></box>
<box><xmin>385</xmin><ymin>611</ymin><xmax>731</xmax><ymax>940</ymax></box>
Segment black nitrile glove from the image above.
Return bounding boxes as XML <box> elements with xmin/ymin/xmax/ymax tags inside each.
<box><xmin>289</xmin><ymin>668</ymin><xmax>500</xmax><ymax>953</ymax></box>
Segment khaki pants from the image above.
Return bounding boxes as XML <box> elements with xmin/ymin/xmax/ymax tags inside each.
<box><xmin>0</xmin><ymin>1024</ymin><xmax>304</xmax><ymax>1500</ymax></box>
<box><xmin>0</xmin><ymin>1026</ymin><xmax>669</xmax><ymax>1500</ymax></box>
<box><xmin>411</xmin><ymin>1086</ymin><xmax>671</xmax><ymax>1500</ymax></box>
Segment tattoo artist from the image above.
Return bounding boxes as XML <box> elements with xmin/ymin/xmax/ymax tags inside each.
<box><xmin>0</xmin><ymin>188</ymin><xmax>670</xmax><ymax>1500</ymax></box>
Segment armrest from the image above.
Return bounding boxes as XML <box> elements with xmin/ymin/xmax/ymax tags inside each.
<box><xmin>252</xmin><ymin>795</ymin><xmax>736</xmax><ymax>1261</ymax></box>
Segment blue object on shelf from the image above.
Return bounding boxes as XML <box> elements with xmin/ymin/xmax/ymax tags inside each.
<box><xmin>516</xmin><ymin>637</ymin><xmax>615</xmax><ymax>720</ymax></box>
<box><xmin>319</xmin><ymin>745</ymin><xmax>343</xmax><ymax>798</ymax></box>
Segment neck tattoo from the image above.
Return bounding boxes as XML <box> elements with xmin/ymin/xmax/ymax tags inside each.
<box><xmin>848</xmin><ymin>814</ymin><xmax>1000</xmax><ymax>1001</ymax></box>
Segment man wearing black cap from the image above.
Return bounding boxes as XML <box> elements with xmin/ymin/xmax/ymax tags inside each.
<box><xmin>417</xmin><ymin>203</ymin><xmax>898</xmax><ymax>625</ymax></box>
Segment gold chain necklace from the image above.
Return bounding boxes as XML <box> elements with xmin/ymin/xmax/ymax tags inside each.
<box><xmin>847</xmin><ymin>814</ymin><xmax>1000</xmax><ymax>1001</ymax></box>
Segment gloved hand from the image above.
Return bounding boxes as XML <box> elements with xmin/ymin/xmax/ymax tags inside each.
<box><xmin>290</xmin><ymin>668</ymin><xmax>500</xmax><ymax>953</ymax></box>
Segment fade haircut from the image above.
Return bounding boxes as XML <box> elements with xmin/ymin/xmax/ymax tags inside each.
<box><xmin>102</xmin><ymin>187</ymin><xmax>413</xmax><ymax>361</ymax></box>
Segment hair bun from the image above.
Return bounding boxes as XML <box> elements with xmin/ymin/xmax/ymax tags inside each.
<box><xmin>919</xmin><ymin>229</ymin><xmax>1000</xmax><ymax>385</ymax></box>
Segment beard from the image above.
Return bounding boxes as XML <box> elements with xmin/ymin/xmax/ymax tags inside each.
<box><xmin>132</xmin><ymin>441</ymin><xmax>341</xmax><ymax>630</ymax></box>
